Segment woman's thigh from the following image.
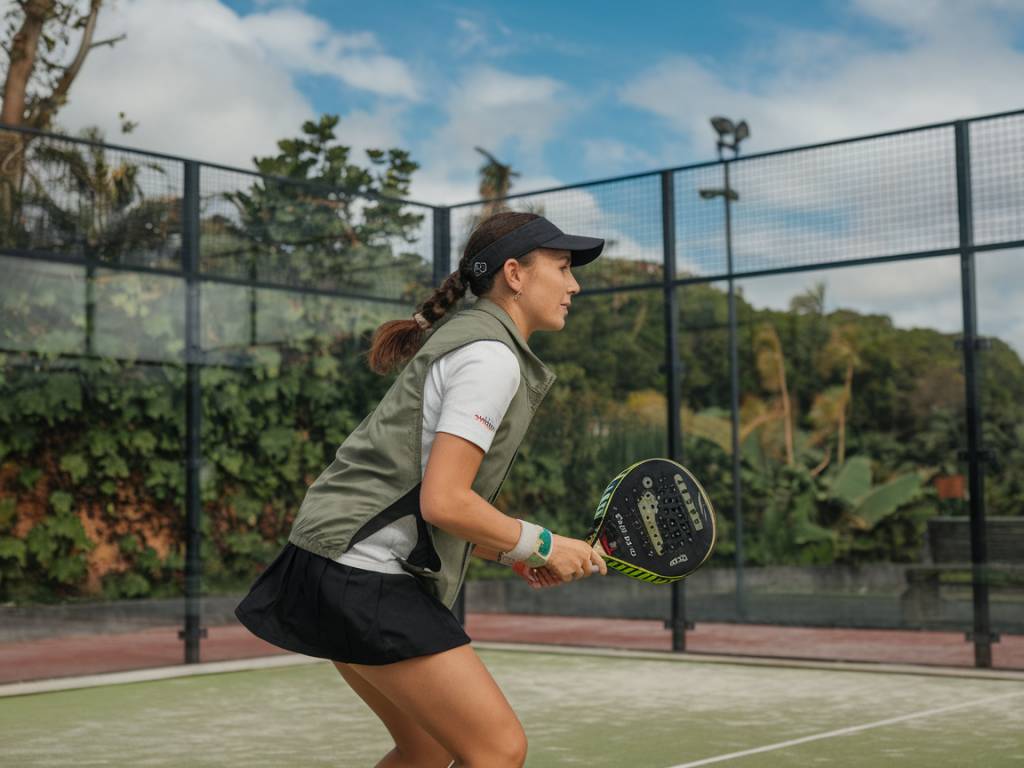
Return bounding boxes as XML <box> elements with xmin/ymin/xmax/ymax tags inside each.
<box><xmin>334</xmin><ymin>661</ymin><xmax>452</xmax><ymax>767</ymax></box>
<box><xmin>346</xmin><ymin>644</ymin><xmax>526</xmax><ymax>766</ymax></box>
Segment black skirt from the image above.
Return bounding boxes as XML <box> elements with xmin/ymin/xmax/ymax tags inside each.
<box><xmin>234</xmin><ymin>542</ymin><xmax>470</xmax><ymax>665</ymax></box>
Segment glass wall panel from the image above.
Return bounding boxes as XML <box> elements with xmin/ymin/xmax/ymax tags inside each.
<box><xmin>975</xmin><ymin>247</ymin><xmax>1024</xmax><ymax>669</ymax></box>
<box><xmin>466</xmin><ymin>288</ymin><xmax>669</xmax><ymax>622</ymax></box>
<box><xmin>723</xmin><ymin>258</ymin><xmax>972</xmax><ymax>665</ymax></box>
<box><xmin>198</xmin><ymin>283</ymin><xmax>410</xmax><ymax>595</ymax></box>
<box><xmin>673</xmin><ymin>281</ymin><xmax>741</xmax><ymax>621</ymax></box>
<box><xmin>1</xmin><ymin>256</ymin><xmax>86</xmax><ymax>356</ymax></box>
<box><xmin>0</xmin><ymin>257</ymin><xmax>185</xmax><ymax>651</ymax></box>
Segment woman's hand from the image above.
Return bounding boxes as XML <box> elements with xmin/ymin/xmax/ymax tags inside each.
<box><xmin>513</xmin><ymin>562</ymin><xmax>563</xmax><ymax>589</ymax></box>
<box><xmin>545</xmin><ymin>534</ymin><xmax>608</xmax><ymax>582</ymax></box>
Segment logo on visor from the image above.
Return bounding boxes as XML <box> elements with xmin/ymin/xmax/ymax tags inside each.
<box><xmin>473</xmin><ymin>261</ymin><xmax>488</xmax><ymax>276</ymax></box>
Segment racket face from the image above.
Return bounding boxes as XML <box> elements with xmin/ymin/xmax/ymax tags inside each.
<box><xmin>588</xmin><ymin>458</ymin><xmax>717</xmax><ymax>583</ymax></box>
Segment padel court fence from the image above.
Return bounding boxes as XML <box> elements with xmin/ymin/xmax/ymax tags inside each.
<box><xmin>1</xmin><ymin>108</ymin><xmax>1022</xmax><ymax>671</ymax></box>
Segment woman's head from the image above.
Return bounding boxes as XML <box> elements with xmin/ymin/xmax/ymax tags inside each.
<box><xmin>367</xmin><ymin>211</ymin><xmax>603</xmax><ymax>374</ymax></box>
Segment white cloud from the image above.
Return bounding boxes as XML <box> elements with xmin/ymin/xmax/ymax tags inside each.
<box><xmin>620</xmin><ymin>1</ymin><xmax>1024</xmax><ymax>158</ymax></box>
<box><xmin>411</xmin><ymin>66</ymin><xmax>578</xmax><ymax>205</ymax></box>
<box><xmin>444</xmin><ymin>67</ymin><xmax>571</xmax><ymax>165</ymax></box>
<box><xmin>239</xmin><ymin>9</ymin><xmax>419</xmax><ymax>99</ymax></box>
<box><xmin>58</xmin><ymin>0</ymin><xmax>416</xmax><ymax>167</ymax></box>
<box><xmin>581</xmin><ymin>138</ymin><xmax>658</xmax><ymax>176</ymax></box>
<box><xmin>453</xmin><ymin>17</ymin><xmax>491</xmax><ymax>56</ymax></box>
<box><xmin>734</xmin><ymin>248</ymin><xmax>1024</xmax><ymax>358</ymax></box>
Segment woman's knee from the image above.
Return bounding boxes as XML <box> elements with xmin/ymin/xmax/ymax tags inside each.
<box><xmin>388</xmin><ymin>742</ymin><xmax>452</xmax><ymax>768</ymax></box>
<box><xmin>455</xmin><ymin>721</ymin><xmax>527</xmax><ymax>768</ymax></box>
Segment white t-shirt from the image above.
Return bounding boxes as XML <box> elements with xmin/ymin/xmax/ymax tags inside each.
<box><xmin>336</xmin><ymin>340</ymin><xmax>521</xmax><ymax>574</ymax></box>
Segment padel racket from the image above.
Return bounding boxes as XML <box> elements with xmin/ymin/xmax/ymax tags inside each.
<box><xmin>586</xmin><ymin>458</ymin><xmax>717</xmax><ymax>583</ymax></box>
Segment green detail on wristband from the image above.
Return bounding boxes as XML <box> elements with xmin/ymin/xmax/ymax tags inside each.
<box><xmin>524</xmin><ymin>528</ymin><xmax>552</xmax><ymax>568</ymax></box>
<box><xmin>537</xmin><ymin>528</ymin><xmax>552</xmax><ymax>557</ymax></box>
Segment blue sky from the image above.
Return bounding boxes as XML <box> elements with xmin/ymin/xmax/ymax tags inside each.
<box><xmin>63</xmin><ymin>0</ymin><xmax>1024</xmax><ymax>205</ymax></box>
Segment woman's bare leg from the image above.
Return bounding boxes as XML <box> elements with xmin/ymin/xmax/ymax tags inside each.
<box><xmin>335</xmin><ymin>662</ymin><xmax>453</xmax><ymax>768</ymax></box>
<box><xmin>344</xmin><ymin>644</ymin><xmax>527</xmax><ymax>768</ymax></box>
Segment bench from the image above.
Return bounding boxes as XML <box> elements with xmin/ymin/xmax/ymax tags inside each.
<box><xmin>901</xmin><ymin>516</ymin><xmax>1024</xmax><ymax>629</ymax></box>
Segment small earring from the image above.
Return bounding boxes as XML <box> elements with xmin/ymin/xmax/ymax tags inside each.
<box><xmin>514</xmin><ymin>291</ymin><xmax>522</xmax><ymax>301</ymax></box>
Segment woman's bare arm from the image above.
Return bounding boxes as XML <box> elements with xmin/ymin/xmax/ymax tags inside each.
<box><xmin>420</xmin><ymin>432</ymin><xmax>606</xmax><ymax>580</ymax></box>
<box><xmin>420</xmin><ymin>432</ymin><xmax>521</xmax><ymax>553</ymax></box>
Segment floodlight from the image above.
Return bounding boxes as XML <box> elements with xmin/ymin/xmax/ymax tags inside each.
<box><xmin>734</xmin><ymin>121</ymin><xmax>750</xmax><ymax>142</ymax></box>
<box><xmin>710</xmin><ymin>116</ymin><xmax>735</xmax><ymax>136</ymax></box>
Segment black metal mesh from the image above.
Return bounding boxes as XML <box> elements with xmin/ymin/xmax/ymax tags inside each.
<box><xmin>198</xmin><ymin>165</ymin><xmax>433</xmax><ymax>301</ymax></box>
<box><xmin>678</xmin><ymin>127</ymin><xmax>959</xmax><ymax>277</ymax></box>
<box><xmin>0</xmin><ymin>130</ymin><xmax>183</xmax><ymax>270</ymax></box>
<box><xmin>674</xmin><ymin>164</ymin><xmax>733</xmax><ymax>277</ymax></box>
<box><xmin>970</xmin><ymin>114</ymin><xmax>1024</xmax><ymax>246</ymax></box>
<box><xmin>3</xmin><ymin>113</ymin><xmax>1024</xmax><ymax>671</ymax></box>
<box><xmin>451</xmin><ymin>175</ymin><xmax>664</xmax><ymax>290</ymax></box>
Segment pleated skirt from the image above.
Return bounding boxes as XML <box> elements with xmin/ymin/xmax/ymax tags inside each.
<box><xmin>234</xmin><ymin>542</ymin><xmax>470</xmax><ymax>665</ymax></box>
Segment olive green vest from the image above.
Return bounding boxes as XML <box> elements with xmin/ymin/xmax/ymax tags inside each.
<box><xmin>288</xmin><ymin>297</ymin><xmax>557</xmax><ymax>608</ymax></box>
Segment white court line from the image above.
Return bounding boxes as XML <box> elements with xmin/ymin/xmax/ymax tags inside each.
<box><xmin>666</xmin><ymin>690</ymin><xmax>1024</xmax><ymax>768</ymax></box>
<box><xmin>0</xmin><ymin>654</ymin><xmax>323</xmax><ymax>698</ymax></box>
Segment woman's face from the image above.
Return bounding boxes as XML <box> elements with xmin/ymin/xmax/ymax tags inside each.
<box><xmin>518</xmin><ymin>248</ymin><xmax>580</xmax><ymax>335</ymax></box>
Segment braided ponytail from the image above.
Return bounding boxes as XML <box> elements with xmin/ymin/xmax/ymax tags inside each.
<box><xmin>366</xmin><ymin>210</ymin><xmax>541</xmax><ymax>374</ymax></box>
<box><xmin>366</xmin><ymin>270</ymin><xmax>470</xmax><ymax>374</ymax></box>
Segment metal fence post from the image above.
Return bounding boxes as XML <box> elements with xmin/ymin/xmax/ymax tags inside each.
<box><xmin>660</xmin><ymin>171</ymin><xmax>688</xmax><ymax>651</ymax></box>
<box><xmin>434</xmin><ymin>206</ymin><xmax>466</xmax><ymax>624</ymax></box>
<box><xmin>954</xmin><ymin>121</ymin><xmax>995</xmax><ymax>668</ymax></box>
<box><xmin>433</xmin><ymin>206</ymin><xmax>451</xmax><ymax>285</ymax></box>
<box><xmin>723</xmin><ymin>160</ymin><xmax>746</xmax><ymax>621</ymax></box>
<box><xmin>180</xmin><ymin>160</ymin><xmax>206</xmax><ymax>663</ymax></box>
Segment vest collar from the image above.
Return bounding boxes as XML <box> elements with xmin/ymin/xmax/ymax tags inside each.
<box><xmin>466</xmin><ymin>296</ymin><xmax>557</xmax><ymax>395</ymax></box>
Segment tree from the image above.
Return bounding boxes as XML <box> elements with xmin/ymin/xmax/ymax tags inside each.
<box><xmin>1</xmin><ymin>0</ymin><xmax>123</xmax><ymax>244</ymax></box>
<box><xmin>815</xmin><ymin>323</ymin><xmax>861</xmax><ymax>467</ymax></box>
<box><xmin>214</xmin><ymin>114</ymin><xmax>426</xmax><ymax>300</ymax></box>
<box><xmin>474</xmin><ymin>146</ymin><xmax>519</xmax><ymax>219</ymax></box>
<box><xmin>753</xmin><ymin>322</ymin><xmax>795</xmax><ymax>465</ymax></box>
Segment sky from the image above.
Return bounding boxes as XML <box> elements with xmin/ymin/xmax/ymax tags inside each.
<box><xmin>55</xmin><ymin>0</ymin><xmax>1024</xmax><ymax>352</ymax></box>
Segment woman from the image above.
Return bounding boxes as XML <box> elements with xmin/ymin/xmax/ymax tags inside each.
<box><xmin>235</xmin><ymin>210</ymin><xmax>608</xmax><ymax>767</ymax></box>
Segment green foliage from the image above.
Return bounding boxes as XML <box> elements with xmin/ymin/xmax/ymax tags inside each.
<box><xmin>3</xmin><ymin>124</ymin><xmax>1024</xmax><ymax>604</ymax></box>
<box><xmin>0</xmin><ymin>114</ymin><xmax>426</xmax><ymax>603</ymax></box>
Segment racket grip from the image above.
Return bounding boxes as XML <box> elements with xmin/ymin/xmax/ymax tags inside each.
<box><xmin>590</xmin><ymin>538</ymin><xmax>609</xmax><ymax>573</ymax></box>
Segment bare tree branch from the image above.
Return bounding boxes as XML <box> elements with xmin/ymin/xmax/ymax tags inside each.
<box><xmin>33</xmin><ymin>0</ymin><xmax>101</xmax><ymax>129</ymax></box>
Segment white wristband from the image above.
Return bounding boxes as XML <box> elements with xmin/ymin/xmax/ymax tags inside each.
<box><xmin>498</xmin><ymin>520</ymin><xmax>543</xmax><ymax>566</ymax></box>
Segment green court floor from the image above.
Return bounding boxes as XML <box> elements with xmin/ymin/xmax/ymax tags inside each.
<box><xmin>2</xmin><ymin>648</ymin><xmax>1022</xmax><ymax>767</ymax></box>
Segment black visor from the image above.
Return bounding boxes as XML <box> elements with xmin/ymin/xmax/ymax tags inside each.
<box><xmin>470</xmin><ymin>217</ymin><xmax>604</xmax><ymax>278</ymax></box>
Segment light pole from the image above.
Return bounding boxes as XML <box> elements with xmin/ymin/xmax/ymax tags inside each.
<box><xmin>699</xmin><ymin>116</ymin><xmax>748</xmax><ymax>620</ymax></box>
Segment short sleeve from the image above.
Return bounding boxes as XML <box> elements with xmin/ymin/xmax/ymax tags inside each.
<box><xmin>434</xmin><ymin>340</ymin><xmax>521</xmax><ymax>453</ymax></box>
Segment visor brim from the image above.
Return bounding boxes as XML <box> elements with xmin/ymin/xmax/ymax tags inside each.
<box><xmin>540</xmin><ymin>233</ymin><xmax>605</xmax><ymax>267</ymax></box>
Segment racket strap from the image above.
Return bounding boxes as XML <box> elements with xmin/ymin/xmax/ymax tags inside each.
<box><xmin>498</xmin><ymin>520</ymin><xmax>553</xmax><ymax>567</ymax></box>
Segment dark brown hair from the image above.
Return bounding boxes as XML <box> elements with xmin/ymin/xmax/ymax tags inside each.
<box><xmin>366</xmin><ymin>211</ymin><xmax>541</xmax><ymax>374</ymax></box>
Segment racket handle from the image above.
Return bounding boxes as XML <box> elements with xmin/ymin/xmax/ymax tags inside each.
<box><xmin>590</xmin><ymin>538</ymin><xmax>609</xmax><ymax>573</ymax></box>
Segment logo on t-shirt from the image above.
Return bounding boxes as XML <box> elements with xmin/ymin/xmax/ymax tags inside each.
<box><xmin>474</xmin><ymin>413</ymin><xmax>497</xmax><ymax>432</ymax></box>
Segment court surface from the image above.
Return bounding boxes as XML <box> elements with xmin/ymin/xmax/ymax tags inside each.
<box><xmin>2</xmin><ymin>646</ymin><xmax>1022</xmax><ymax>767</ymax></box>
